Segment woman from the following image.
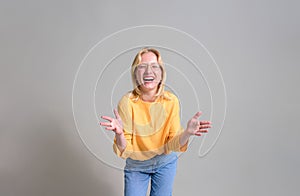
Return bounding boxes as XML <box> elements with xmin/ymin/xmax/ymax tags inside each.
<box><xmin>100</xmin><ymin>48</ymin><xmax>211</xmax><ymax>196</ymax></box>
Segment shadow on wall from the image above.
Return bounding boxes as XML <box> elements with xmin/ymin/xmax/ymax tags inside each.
<box><xmin>0</xmin><ymin>109</ymin><xmax>118</xmax><ymax>196</ymax></box>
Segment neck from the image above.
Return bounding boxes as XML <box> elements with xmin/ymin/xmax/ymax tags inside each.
<box><xmin>140</xmin><ymin>88</ymin><xmax>157</xmax><ymax>102</ymax></box>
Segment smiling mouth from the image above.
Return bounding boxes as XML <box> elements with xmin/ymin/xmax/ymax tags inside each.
<box><xmin>143</xmin><ymin>77</ymin><xmax>155</xmax><ymax>82</ymax></box>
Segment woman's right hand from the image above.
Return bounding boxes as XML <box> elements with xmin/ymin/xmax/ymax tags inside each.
<box><xmin>100</xmin><ymin>109</ymin><xmax>124</xmax><ymax>135</ymax></box>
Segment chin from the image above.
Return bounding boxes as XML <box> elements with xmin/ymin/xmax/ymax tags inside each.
<box><xmin>140</xmin><ymin>84</ymin><xmax>158</xmax><ymax>91</ymax></box>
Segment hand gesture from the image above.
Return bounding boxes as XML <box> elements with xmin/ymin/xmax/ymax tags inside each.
<box><xmin>100</xmin><ymin>109</ymin><xmax>123</xmax><ymax>135</ymax></box>
<box><xmin>186</xmin><ymin>111</ymin><xmax>211</xmax><ymax>136</ymax></box>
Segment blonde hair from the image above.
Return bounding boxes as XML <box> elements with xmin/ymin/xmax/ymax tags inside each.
<box><xmin>130</xmin><ymin>47</ymin><xmax>168</xmax><ymax>100</ymax></box>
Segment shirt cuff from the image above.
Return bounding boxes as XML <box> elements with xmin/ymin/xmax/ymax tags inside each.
<box><xmin>113</xmin><ymin>143</ymin><xmax>132</xmax><ymax>159</ymax></box>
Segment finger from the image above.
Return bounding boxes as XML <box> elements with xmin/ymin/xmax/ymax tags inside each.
<box><xmin>99</xmin><ymin>122</ymin><xmax>111</xmax><ymax>126</ymax></box>
<box><xmin>105</xmin><ymin>127</ymin><xmax>115</xmax><ymax>131</ymax></box>
<box><xmin>192</xmin><ymin>111</ymin><xmax>202</xmax><ymax>119</ymax></box>
<box><xmin>113</xmin><ymin>109</ymin><xmax>121</xmax><ymax>120</ymax></box>
<box><xmin>101</xmin><ymin>115</ymin><xmax>113</xmax><ymax>121</ymax></box>
<box><xmin>200</xmin><ymin>125</ymin><xmax>211</xmax><ymax>129</ymax></box>
<box><xmin>198</xmin><ymin>129</ymin><xmax>208</xmax><ymax>133</ymax></box>
<box><xmin>195</xmin><ymin>132</ymin><xmax>202</xmax><ymax>136</ymax></box>
<box><xmin>200</xmin><ymin>121</ymin><xmax>212</xmax><ymax>125</ymax></box>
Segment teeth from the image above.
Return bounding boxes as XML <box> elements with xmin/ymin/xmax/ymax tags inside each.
<box><xmin>143</xmin><ymin>77</ymin><xmax>154</xmax><ymax>81</ymax></box>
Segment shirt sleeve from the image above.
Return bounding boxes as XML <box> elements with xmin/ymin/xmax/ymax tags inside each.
<box><xmin>113</xmin><ymin>95</ymin><xmax>134</xmax><ymax>159</ymax></box>
<box><xmin>164</xmin><ymin>95</ymin><xmax>188</xmax><ymax>154</ymax></box>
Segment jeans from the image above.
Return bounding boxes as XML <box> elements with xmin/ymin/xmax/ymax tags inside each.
<box><xmin>124</xmin><ymin>152</ymin><xmax>178</xmax><ymax>196</ymax></box>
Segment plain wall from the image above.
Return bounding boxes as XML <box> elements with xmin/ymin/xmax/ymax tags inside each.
<box><xmin>1</xmin><ymin>0</ymin><xmax>299</xmax><ymax>195</ymax></box>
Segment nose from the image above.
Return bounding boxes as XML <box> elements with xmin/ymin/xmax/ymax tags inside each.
<box><xmin>145</xmin><ymin>64</ymin><xmax>153</xmax><ymax>74</ymax></box>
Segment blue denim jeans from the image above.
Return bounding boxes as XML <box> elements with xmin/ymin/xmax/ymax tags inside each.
<box><xmin>124</xmin><ymin>152</ymin><xmax>178</xmax><ymax>196</ymax></box>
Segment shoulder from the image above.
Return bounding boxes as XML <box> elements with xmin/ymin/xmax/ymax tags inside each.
<box><xmin>118</xmin><ymin>91</ymin><xmax>136</xmax><ymax>106</ymax></box>
<box><xmin>163</xmin><ymin>91</ymin><xmax>179</xmax><ymax>102</ymax></box>
<box><xmin>162</xmin><ymin>91</ymin><xmax>180</xmax><ymax>107</ymax></box>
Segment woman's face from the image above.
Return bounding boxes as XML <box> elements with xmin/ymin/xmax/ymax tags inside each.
<box><xmin>135</xmin><ymin>52</ymin><xmax>162</xmax><ymax>93</ymax></box>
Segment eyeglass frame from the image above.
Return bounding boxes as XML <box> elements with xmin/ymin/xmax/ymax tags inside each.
<box><xmin>136</xmin><ymin>63</ymin><xmax>162</xmax><ymax>71</ymax></box>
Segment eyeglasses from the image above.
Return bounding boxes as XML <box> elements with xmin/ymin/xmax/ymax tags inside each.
<box><xmin>137</xmin><ymin>63</ymin><xmax>161</xmax><ymax>71</ymax></box>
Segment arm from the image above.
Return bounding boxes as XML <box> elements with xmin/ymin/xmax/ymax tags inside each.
<box><xmin>179</xmin><ymin>130</ymin><xmax>192</xmax><ymax>147</ymax></box>
<box><xmin>100</xmin><ymin>109</ymin><xmax>127</xmax><ymax>153</ymax></box>
<box><xmin>164</xmin><ymin>96</ymin><xmax>188</xmax><ymax>153</ymax></box>
<box><xmin>101</xmin><ymin>94</ymin><xmax>135</xmax><ymax>159</ymax></box>
<box><xmin>115</xmin><ymin>131</ymin><xmax>127</xmax><ymax>153</ymax></box>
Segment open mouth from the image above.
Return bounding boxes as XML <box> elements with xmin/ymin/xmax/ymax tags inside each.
<box><xmin>143</xmin><ymin>77</ymin><xmax>155</xmax><ymax>82</ymax></box>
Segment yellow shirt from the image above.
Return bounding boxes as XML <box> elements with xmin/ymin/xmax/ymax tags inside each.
<box><xmin>113</xmin><ymin>91</ymin><xmax>188</xmax><ymax>161</ymax></box>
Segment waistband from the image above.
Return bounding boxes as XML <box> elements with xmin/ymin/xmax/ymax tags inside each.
<box><xmin>125</xmin><ymin>152</ymin><xmax>178</xmax><ymax>172</ymax></box>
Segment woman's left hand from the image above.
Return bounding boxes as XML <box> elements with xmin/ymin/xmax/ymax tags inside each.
<box><xmin>186</xmin><ymin>111</ymin><xmax>212</xmax><ymax>136</ymax></box>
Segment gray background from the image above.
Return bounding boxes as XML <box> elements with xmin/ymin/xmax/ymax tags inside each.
<box><xmin>1</xmin><ymin>0</ymin><xmax>299</xmax><ymax>195</ymax></box>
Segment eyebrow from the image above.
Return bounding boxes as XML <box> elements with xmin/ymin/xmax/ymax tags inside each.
<box><xmin>139</xmin><ymin>61</ymin><xmax>158</xmax><ymax>64</ymax></box>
